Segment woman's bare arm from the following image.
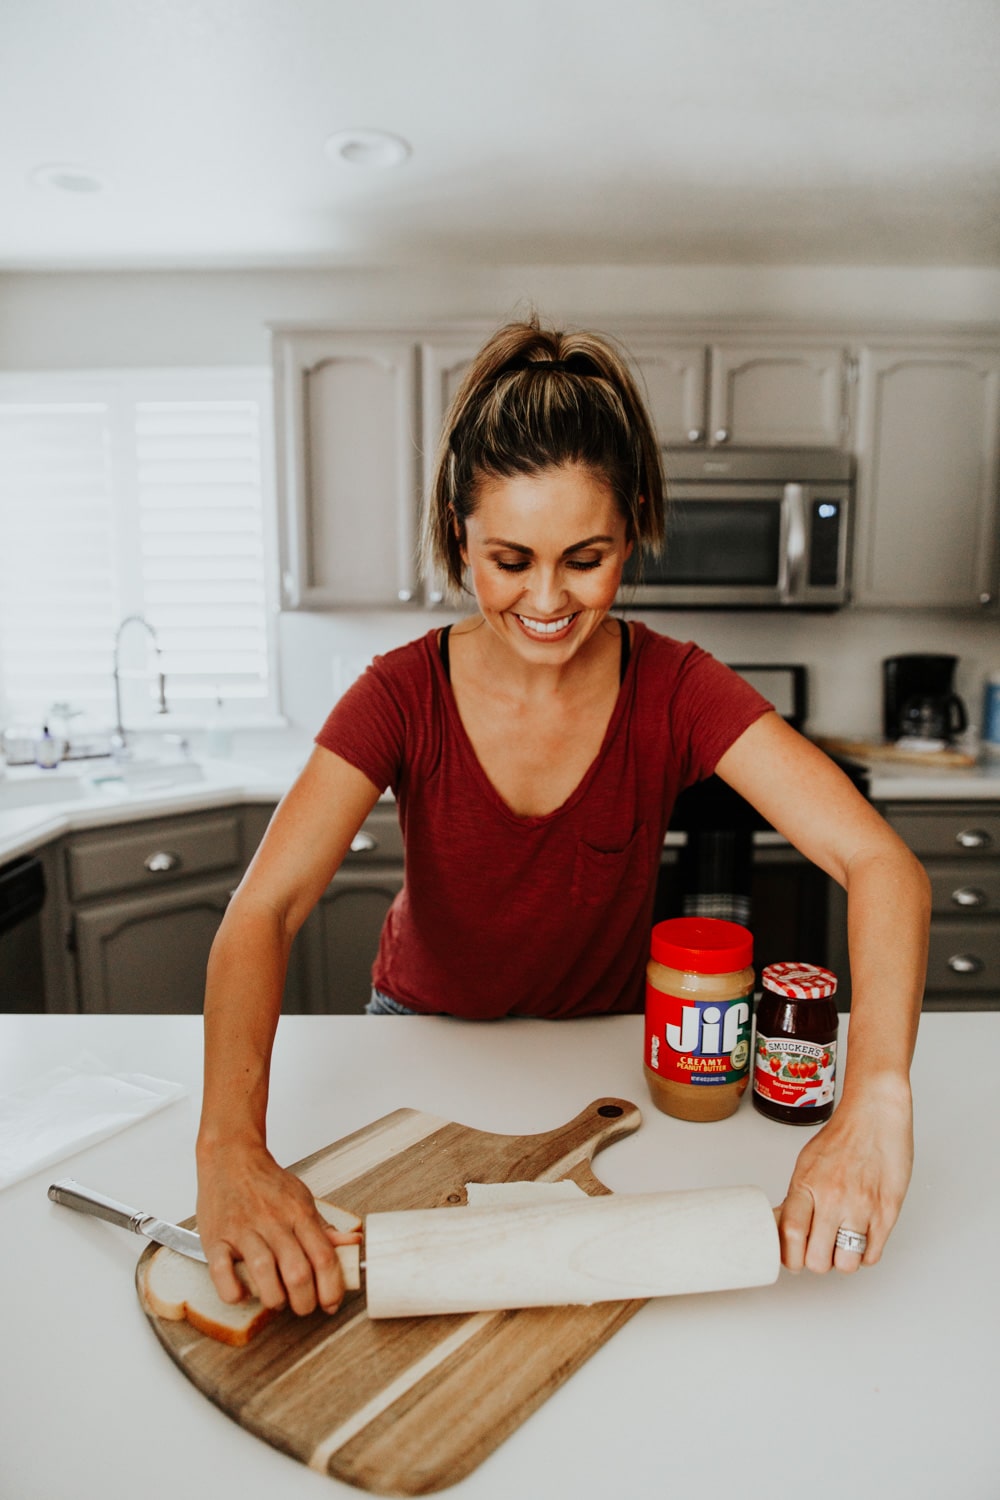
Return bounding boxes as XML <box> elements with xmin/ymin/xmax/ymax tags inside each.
<box><xmin>715</xmin><ymin>712</ymin><xmax>930</xmax><ymax>1274</ymax></box>
<box><xmin>196</xmin><ymin>746</ymin><xmax>381</xmax><ymax>1314</ymax></box>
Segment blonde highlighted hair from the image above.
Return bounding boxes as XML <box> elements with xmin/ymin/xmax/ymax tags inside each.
<box><xmin>421</xmin><ymin>316</ymin><xmax>665</xmax><ymax>600</ymax></box>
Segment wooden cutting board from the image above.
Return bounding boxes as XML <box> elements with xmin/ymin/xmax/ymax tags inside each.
<box><xmin>814</xmin><ymin>734</ymin><xmax>977</xmax><ymax>768</ymax></box>
<box><xmin>136</xmin><ymin>1098</ymin><xmax>645</xmax><ymax>1495</ymax></box>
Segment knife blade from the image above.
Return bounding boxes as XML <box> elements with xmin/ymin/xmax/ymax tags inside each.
<box><xmin>48</xmin><ymin>1178</ymin><xmax>208</xmax><ymax>1263</ymax></box>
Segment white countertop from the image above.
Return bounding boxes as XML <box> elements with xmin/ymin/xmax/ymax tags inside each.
<box><xmin>2</xmin><ymin>746</ymin><xmax>998</xmax><ymax>866</ymax></box>
<box><xmin>1</xmin><ymin>1012</ymin><xmax>996</xmax><ymax>1500</ymax></box>
<box><xmin>0</xmin><ymin>754</ymin><xmax>304</xmax><ymax>863</ymax></box>
<box><xmin>866</xmin><ymin>755</ymin><xmax>1000</xmax><ymax>802</ymax></box>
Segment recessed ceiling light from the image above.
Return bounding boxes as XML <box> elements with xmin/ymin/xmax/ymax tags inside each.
<box><xmin>30</xmin><ymin>162</ymin><xmax>106</xmax><ymax>195</ymax></box>
<box><xmin>324</xmin><ymin>129</ymin><xmax>411</xmax><ymax>169</ymax></box>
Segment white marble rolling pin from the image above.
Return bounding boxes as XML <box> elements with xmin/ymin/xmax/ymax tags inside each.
<box><xmin>363</xmin><ymin>1185</ymin><xmax>780</xmax><ymax>1318</ymax></box>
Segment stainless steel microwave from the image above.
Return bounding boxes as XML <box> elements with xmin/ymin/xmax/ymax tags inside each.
<box><xmin>622</xmin><ymin>448</ymin><xmax>854</xmax><ymax>609</ymax></box>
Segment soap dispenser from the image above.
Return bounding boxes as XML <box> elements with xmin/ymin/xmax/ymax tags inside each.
<box><xmin>35</xmin><ymin>724</ymin><xmax>62</xmax><ymax>769</ymax></box>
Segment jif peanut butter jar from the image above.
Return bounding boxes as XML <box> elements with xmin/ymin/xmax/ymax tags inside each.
<box><xmin>644</xmin><ymin>916</ymin><xmax>755</xmax><ymax>1123</ymax></box>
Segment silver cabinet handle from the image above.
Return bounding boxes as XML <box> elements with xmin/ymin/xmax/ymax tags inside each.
<box><xmin>782</xmin><ymin>483</ymin><xmax>807</xmax><ymax>600</ymax></box>
<box><xmin>397</xmin><ymin>589</ymin><xmax>414</xmax><ymax>603</ymax></box>
<box><xmin>947</xmin><ymin>953</ymin><xmax>984</xmax><ymax>975</ymax></box>
<box><xmin>144</xmin><ymin>851</ymin><xmax>181</xmax><ymax>873</ymax></box>
<box><xmin>350</xmin><ymin>832</ymin><xmax>377</xmax><ymax>854</ymax></box>
<box><xmin>951</xmin><ymin>886</ymin><xmax>987</xmax><ymax>908</ymax></box>
<box><xmin>686</xmin><ymin>428</ymin><xmax>704</xmax><ymax>443</ymax></box>
<box><xmin>956</xmin><ymin>829</ymin><xmax>992</xmax><ymax>850</ymax></box>
<box><xmin>713</xmin><ymin>427</ymin><xmax>730</xmax><ymax>443</ymax></box>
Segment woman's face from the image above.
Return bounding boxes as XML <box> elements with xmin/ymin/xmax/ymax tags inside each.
<box><xmin>459</xmin><ymin>463</ymin><xmax>633</xmax><ymax>666</ymax></box>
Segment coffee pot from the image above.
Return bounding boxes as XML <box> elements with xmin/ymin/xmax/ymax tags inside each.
<box><xmin>882</xmin><ymin>654</ymin><xmax>969</xmax><ymax>744</ymax></box>
<box><xmin>898</xmin><ymin>691</ymin><xmax>968</xmax><ymax>746</ymax></box>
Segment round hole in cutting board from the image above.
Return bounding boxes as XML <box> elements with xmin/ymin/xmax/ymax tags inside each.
<box><xmin>598</xmin><ymin>1105</ymin><xmax>624</xmax><ymax>1117</ymax></box>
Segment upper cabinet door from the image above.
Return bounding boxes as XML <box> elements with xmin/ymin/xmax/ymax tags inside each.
<box><xmin>627</xmin><ymin>339</ymin><xmax>848</xmax><ymax>448</ymax></box>
<box><xmin>709</xmin><ymin>344</ymin><xmax>849</xmax><ymax>448</ymax></box>
<box><xmin>273</xmin><ymin>330</ymin><xmax>420</xmax><ymax>608</ymax></box>
<box><xmin>852</xmin><ymin>347</ymin><xmax>1000</xmax><ymax>609</ymax></box>
<box><xmin>627</xmin><ymin>343</ymin><xmax>708</xmax><ymax>447</ymax></box>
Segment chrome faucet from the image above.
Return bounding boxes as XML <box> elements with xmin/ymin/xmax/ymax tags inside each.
<box><xmin>112</xmin><ymin>615</ymin><xmax>168</xmax><ymax>751</ymax></box>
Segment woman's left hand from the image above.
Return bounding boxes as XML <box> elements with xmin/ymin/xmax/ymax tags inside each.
<box><xmin>776</xmin><ymin>1075</ymin><xmax>914</xmax><ymax>1274</ymax></box>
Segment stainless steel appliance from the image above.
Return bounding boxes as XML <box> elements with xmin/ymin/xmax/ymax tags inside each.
<box><xmin>622</xmin><ymin>448</ymin><xmax>853</xmax><ymax>609</ymax></box>
<box><xmin>882</xmin><ymin>654</ymin><xmax>968</xmax><ymax>743</ymax></box>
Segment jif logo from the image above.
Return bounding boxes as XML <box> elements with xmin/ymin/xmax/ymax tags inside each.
<box><xmin>665</xmin><ymin>1001</ymin><xmax>750</xmax><ymax>1057</ymax></box>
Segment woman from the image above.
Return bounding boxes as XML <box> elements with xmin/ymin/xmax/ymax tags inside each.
<box><xmin>196</xmin><ymin>317</ymin><xmax>930</xmax><ymax>1321</ymax></box>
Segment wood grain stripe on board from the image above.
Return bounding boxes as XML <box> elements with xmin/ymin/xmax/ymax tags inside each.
<box><xmin>306</xmin><ymin>1312</ymin><xmax>495</xmax><ymax>1473</ymax></box>
<box><xmin>330</xmin><ymin>1299</ymin><xmax>645</xmax><ymax>1495</ymax></box>
<box><xmin>294</xmin><ymin>1109</ymin><xmax>449</xmax><ymax>1199</ymax></box>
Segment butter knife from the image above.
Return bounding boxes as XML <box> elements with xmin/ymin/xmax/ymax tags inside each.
<box><xmin>48</xmin><ymin>1178</ymin><xmax>208</xmax><ymax>1263</ymax></box>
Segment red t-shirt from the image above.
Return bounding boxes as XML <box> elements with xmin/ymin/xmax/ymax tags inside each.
<box><xmin>315</xmin><ymin>623</ymin><xmax>771</xmax><ymax>1019</ymax></box>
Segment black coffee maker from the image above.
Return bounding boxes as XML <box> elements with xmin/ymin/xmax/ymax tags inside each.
<box><xmin>882</xmin><ymin>654</ymin><xmax>968</xmax><ymax>743</ymax></box>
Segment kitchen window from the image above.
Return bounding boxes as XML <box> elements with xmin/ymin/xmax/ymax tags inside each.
<box><xmin>0</xmin><ymin>367</ymin><xmax>280</xmax><ymax>730</ymax></box>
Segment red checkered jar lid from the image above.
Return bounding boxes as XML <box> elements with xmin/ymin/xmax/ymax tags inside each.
<box><xmin>761</xmin><ymin>962</ymin><xmax>838</xmax><ymax>999</ymax></box>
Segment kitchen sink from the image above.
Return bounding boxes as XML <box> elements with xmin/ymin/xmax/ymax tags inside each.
<box><xmin>0</xmin><ymin>774</ymin><xmax>91</xmax><ymax>809</ymax></box>
<box><xmin>86</xmin><ymin>759</ymin><xmax>206</xmax><ymax>793</ymax></box>
<box><xmin>0</xmin><ymin>758</ymin><xmax>208</xmax><ymax>811</ymax></box>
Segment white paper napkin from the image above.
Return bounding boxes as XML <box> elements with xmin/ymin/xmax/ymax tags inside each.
<box><xmin>0</xmin><ymin>1052</ymin><xmax>187</xmax><ymax>1190</ymax></box>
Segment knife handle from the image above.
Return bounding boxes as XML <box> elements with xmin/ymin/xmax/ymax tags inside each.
<box><xmin>48</xmin><ymin>1178</ymin><xmax>147</xmax><ymax>1235</ymax></box>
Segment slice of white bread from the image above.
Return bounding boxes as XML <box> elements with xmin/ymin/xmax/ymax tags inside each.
<box><xmin>138</xmin><ymin>1198</ymin><xmax>362</xmax><ymax>1347</ymax></box>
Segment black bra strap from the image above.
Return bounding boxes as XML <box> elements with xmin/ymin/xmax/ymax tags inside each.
<box><xmin>439</xmin><ymin>619</ymin><xmax>628</xmax><ymax>684</ymax></box>
<box><xmin>439</xmin><ymin>623</ymin><xmax>453</xmax><ymax>680</ymax></box>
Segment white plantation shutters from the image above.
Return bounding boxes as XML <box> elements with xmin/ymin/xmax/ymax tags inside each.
<box><xmin>0</xmin><ymin>369</ymin><xmax>278</xmax><ymax>727</ymax></box>
<box><xmin>0</xmin><ymin>401</ymin><xmax>117</xmax><ymax>724</ymax></box>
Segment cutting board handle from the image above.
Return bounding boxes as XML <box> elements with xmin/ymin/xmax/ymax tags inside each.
<box><xmin>511</xmin><ymin>1097</ymin><xmax>642</xmax><ymax>1194</ymax></box>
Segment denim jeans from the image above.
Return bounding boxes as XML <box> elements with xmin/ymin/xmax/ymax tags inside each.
<box><xmin>365</xmin><ymin>986</ymin><xmax>421</xmax><ymax>1015</ymax></box>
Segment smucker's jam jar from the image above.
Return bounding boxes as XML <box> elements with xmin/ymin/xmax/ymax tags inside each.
<box><xmin>752</xmin><ymin>962</ymin><xmax>839</xmax><ymax>1125</ymax></box>
<box><xmin>644</xmin><ymin>917</ymin><xmax>755</xmax><ymax>1122</ymax></box>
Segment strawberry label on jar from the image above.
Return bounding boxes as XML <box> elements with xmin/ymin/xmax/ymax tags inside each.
<box><xmin>753</xmin><ymin>1035</ymin><xmax>837</xmax><ymax>1108</ymax></box>
<box><xmin>645</xmin><ymin>987</ymin><xmax>752</xmax><ymax>1087</ymax></box>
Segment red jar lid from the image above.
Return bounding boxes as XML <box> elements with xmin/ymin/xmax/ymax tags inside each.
<box><xmin>649</xmin><ymin>916</ymin><xmax>753</xmax><ymax>974</ymax></box>
<box><xmin>762</xmin><ymin>961</ymin><xmax>838</xmax><ymax>999</ymax></box>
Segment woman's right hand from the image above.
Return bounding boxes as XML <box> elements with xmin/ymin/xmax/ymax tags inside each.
<box><xmin>196</xmin><ymin>1139</ymin><xmax>355</xmax><ymax>1316</ymax></box>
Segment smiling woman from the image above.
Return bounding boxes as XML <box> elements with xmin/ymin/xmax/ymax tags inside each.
<box><xmin>460</xmin><ymin>465</ymin><xmax>631</xmax><ymax>661</ymax></box>
<box><xmin>195</xmin><ymin>316</ymin><xmax>930</xmax><ymax>1320</ymax></box>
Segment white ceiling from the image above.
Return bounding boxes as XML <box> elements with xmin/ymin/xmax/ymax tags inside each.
<box><xmin>3</xmin><ymin>0</ymin><xmax>999</xmax><ymax>272</ymax></box>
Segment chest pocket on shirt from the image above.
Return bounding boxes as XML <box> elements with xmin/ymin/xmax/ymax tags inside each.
<box><xmin>571</xmin><ymin>823</ymin><xmax>650</xmax><ymax>908</ymax></box>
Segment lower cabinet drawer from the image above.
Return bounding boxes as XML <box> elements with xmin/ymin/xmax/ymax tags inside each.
<box><xmin>887</xmin><ymin>807</ymin><xmax>1000</xmax><ymax>859</ymax></box>
<box><xmin>925</xmin><ymin>920</ymin><xmax>1000</xmax><ymax>994</ymax></box>
<box><xmin>66</xmin><ymin>812</ymin><xmax>243</xmax><ymax>900</ymax></box>
<box><xmin>927</xmin><ymin>862</ymin><xmax>1000</xmax><ymax>917</ymax></box>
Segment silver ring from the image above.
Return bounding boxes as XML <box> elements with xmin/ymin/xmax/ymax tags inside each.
<box><xmin>835</xmin><ymin>1227</ymin><xmax>868</xmax><ymax>1255</ymax></box>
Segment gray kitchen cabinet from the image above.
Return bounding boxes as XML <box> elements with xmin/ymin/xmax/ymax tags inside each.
<box><xmin>852</xmin><ymin>345</ymin><xmax>1000</xmax><ymax>609</ymax></box>
<box><xmin>271</xmin><ymin>327</ymin><xmax>422</xmax><ymax>609</ymax></box>
<box><xmin>64</xmin><ymin>805</ymin><xmax>305</xmax><ymax>1015</ymax></box>
<box><xmin>298</xmin><ymin>803</ymin><xmax>404</xmax><ymax>1014</ymax></box>
<box><xmin>627</xmin><ymin>337</ymin><xmax>850</xmax><ymax>449</ymax></box>
<box><xmin>877</xmin><ymin>802</ymin><xmax>1000</xmax><ymax>1009</ymax></box>
<box><xmin>272</xmin><ymin>322</ymin><xmax>859</xmax><ymax>612</ymax></box>
<box><xmin>73</xmin><ymin>875</ymin><xmax>236</xmax><ymax>1014</ymax></box>
<box><xmin>65</xmin><ymin>810</ymin><xmax>243</xmax><ymax>902</ymax></box>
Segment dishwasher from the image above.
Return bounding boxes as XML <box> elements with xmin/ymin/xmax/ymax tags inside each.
<box><xmin>0</xmin><ymin>854</ymin><xmax>47</xmax><ymax>1011</ymax></box>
